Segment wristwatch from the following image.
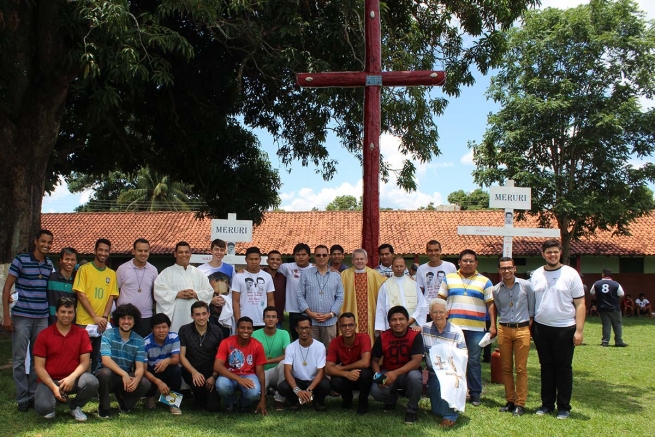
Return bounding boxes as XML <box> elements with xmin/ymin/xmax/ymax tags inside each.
<box><xmin>293</xmin><ymin>387</ymin><xmax>301</xmax><ymax>394</ymax></box>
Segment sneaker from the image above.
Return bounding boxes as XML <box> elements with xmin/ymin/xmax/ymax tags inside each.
<box><xmin>383</xmin><ymin>403</ymin><xmax>396</xmax><ymax>412</ymax></box>
<box><xmin>98</xmin><ymin>408</ymin><xmax>111</xmax><ymax>419</ymax></box>
<box><xmin>600</xmin><ymin>343</ymin><xmax>609</xmax><ymax>347</ymax></box>
<box><xmin>274</xmin><ymin>400</ymin><xmax>285</xmax><ymax>411</ymax></box>
<box><xmin>615</xmin><ymin>343</ymin><xmax>628</xmax><ymax>347</ymax></box>
<box><xmin>266</xmin><ymin>387</ymin><xmax>276</xmax><ymax>397</ymax></box>
<box><xmin>18</xmin><ymin>402</ymin><xmax>30</xmax><ymax>412</ymax></box>
<box><xmin>535</xmin><ymin>406</ymin><xmax>554</xmax><ymax>416</ymax></box>
<box><xmin>513</xmin><ymin>406</ymin><xmax>525</xmax><ymax>416</ymax></box>
<box><xmin>43</xmin><ymin>411</ymin><xmax>56</xmax><ymax>419</ymax></box>
<box><xmin>144</xmin><ymin>397</ymin><xmax>156</xmax><ymax>409</ymax></box>
<box><xmin>169</xmin><ymin>406</ymin><xmax>182</xmax><ymax>415</ymax></box>
<box><xmin>499</xmin><ymin>401</ymin><xmax>515</xmax><ymax>412</ymax></box>
<box><xmin>115</xmin><ymin>394</ymin><xmax>130</xmax><ymax>414</ymax></box>
<box><xmin>404</xmin><ymin>411</ymin><xmax>418</xmax><ymax>425</ymax></box>
<box><xmin>557</xmin><ymin>410</ymin><xmax>570</xmax><ymax>420</ymax></box>
<box><xmin>471</xmin><ymin>397</ymin><xmax>482</xmax><ymax>406</ymax></box>
<box><xmin>70</xmin><ymin>407</ymin><xmax>87</xmax><ymax>422</ymax></box>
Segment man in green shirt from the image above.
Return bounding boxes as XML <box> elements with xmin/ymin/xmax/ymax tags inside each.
<box><xmin>252</xmin><ymin>306</ymin><xmax>291</xmax><ymax>411</ymax></box>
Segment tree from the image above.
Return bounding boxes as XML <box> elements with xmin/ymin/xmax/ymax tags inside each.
<box><xmin>447</xmin><ymin>189</ymin><xmax>490</xmax><ymax>210</ymax></box>
<box><xmin>0</xmin><ymin>0</ymin><xmax>539</xmax><ymax>264</ymax></box>
<box><xmin>326</xmin><ymin>195</ymin><xmax>361</xmax><ymax>211</ymax></box>
<box><xmin>471</xmin><ymin>0</ymin><xmax>655</xmax><ymax>263</ymax></box>
<box><xmin>418</xmin><ymin>202</ymin><xmax>436</xmax><ymax>210</ymax></box>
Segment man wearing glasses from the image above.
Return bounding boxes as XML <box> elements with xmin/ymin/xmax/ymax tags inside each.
<box><xmin>438</xmin><ymin>249</ymin><xmax>496</xmax><ymax>407</ymax></box>
<box><xmin>492</xmin><ymin>257</ymin><xmax>535</xmax><ymax>416</ymax></box>
<box><xmin>325</xmin><ymin>312</ymin><xmax>373</xmax><ymax>415</ymax></box>
<box><xmin>297</xmin><ymin>245</ymin><xmax>344</xmax><ymax>347</ymax></box>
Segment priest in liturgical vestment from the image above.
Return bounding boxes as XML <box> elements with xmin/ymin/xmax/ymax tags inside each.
<box><xmin>341</xmin><ymin>249</ymin><xmax>386</xmax><ymax>344</ymax></box>
<box><xmin>375</xmin><ymin>256</ymin><xmax>427</xmax><ymax>332</ymax></box>
<box><xmin>154</xmin><ymin>242</ymin><xmax>214</xmax><ymax>333</ymax></box>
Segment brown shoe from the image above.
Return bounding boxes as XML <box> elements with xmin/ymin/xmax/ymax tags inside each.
<box><xmin>439</xmin><ymin>419</ymin><xmax>456</xmax><ymax>428</ymax></box>
<box><xmin>144</xmin><ymin>397</ymin><xmax>156</xmax><ymax>409</ymax></box>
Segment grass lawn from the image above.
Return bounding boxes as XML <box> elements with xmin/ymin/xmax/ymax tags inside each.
<box><xmin>1</xmin><ymin>316</ymin><xmax>654</xmax><ymax>437</ymax></box>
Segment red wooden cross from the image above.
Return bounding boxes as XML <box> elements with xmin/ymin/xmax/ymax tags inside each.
<box><xmin>296</xmin><ymin>0</ymin><xmax>445</xmax><ymax>267</ymax></box>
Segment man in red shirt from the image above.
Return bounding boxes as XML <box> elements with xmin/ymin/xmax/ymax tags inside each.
<box><xmin>370</xmin><ymin>306</ymin><xmax>424</xmax><ymax>425</ymax></box>
<box><xmin>325</xmin><ymin>312</ymin><xmax>373</xmax><ymax>415</ymax></box>
<box><xmin>33</xmin><ymin>297</ymin><xmax>99</xmax><ymax>421</ymax></box>
<box><xmin>214</xmin><ymin>317</ymin><xmax>267</xmax><ymax>415</ymax></box>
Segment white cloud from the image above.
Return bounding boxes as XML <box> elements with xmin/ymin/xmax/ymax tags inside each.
<box><xmin>460</xmin><ymin>151</ymin><xmax>474</xmax><ymax>166</ymax></box>
<box><xmin>79</xmin><ymin>189</ymin><xmax>93</xmax><ymax>205</ymax></box>
<box><xmin>279</xmin><ymin>180</ymin><xmax>363</xmax><ymax>211</ymax></box>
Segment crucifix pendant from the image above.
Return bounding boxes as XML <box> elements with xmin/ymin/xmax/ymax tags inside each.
<box><xmin>138</xmin><ymin>288</ymin><xmax>142</xmax><ymax>293</ymax></box>
<box><xmin>302</xmin><ymin>361</ymin><xmax>307</xmax><ymax>366</ymax></box>
<box><xmin>39</xmin><ymin>274</ymin><xmax>43</xmax><ymax>279</ymax></box>
<box><xmin>509</xmin><ymin>302</ymin><xmax>513</xmax><ymax>307</ymax></box>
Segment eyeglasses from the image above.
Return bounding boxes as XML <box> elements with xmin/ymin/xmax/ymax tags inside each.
<box><xmin>58</xmin><ymin>297</ymin><xmax>75</xmax><ymax>304</ymax></box>
<box><xmin>314</xmin><ymin>254</ymin><xmax>329</xmax><ymax>258</ymax></box>
<box><xmin>339</xmin><ymin>323</ymin><xmax>356</xmax><ymax>329</ymax></box>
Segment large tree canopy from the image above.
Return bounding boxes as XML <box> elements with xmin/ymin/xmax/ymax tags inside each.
<box><xmin>471</xmin><ymin>0</ymin><xmax>655</xmax><ymax>263</ymax></box>
<box><xmin>0</xmin><ymin>0</ymin><xmax>538</xmax><ymax>262</ymax></box>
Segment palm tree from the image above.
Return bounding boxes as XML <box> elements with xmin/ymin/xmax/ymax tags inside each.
<box><xmin>117</xmin><ymin>167</ymin><xmax>194</xmax><ymax>211</ymax></box>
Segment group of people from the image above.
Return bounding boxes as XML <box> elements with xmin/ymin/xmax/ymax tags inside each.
<box><xmin>3</xmin><ymin>230</ymin><xmax>615</xmax><ymax>425</ymax></box>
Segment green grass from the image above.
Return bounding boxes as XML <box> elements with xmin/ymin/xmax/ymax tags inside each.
<box><xmin>1</xmin><ymin>317</ymin><xmax>654</xmax><ymax>437</ymax></box>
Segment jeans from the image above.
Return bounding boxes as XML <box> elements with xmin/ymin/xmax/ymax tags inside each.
<box><xmin>12</xmin><ymin>315</ymin><xmax>48</xmax><ymax>403</ymax></box>
<box><xmin>497</xmin><ymin>325</ymin><xmax>531</xmax><ymax>406</ymax></box>
<box><xmin>533</xmin><ymin>322</ymin><xmax>576</xmax><ymax>411</ymax></box>
<box><xmin>35</xmin><ymin>373</ymin><xmax>99</xmax><ymax>416</ymax></box>
<box><xmin>145</xmin><ymin>365</ymin><xmax>183</xmax><ymax>398</ymax></box>
<box><xmin>370</xmin><ymin>369</ymin><xmax>423</xmax><ymax>413</ymax></box>
<box><xmin>426</xmin><ymin>371</ymin><xmax>458</xmax><ymax>421</ymax></box>
<box><xmin>216</xmin><ymin>374</ymin><xmax>261</xmax><ymax>407</ymax></box>
<box><xmin>462</xmin><ymin>330</ymin><xmax>486</xmax><ymax>399</ymax></box>
<box><xmin>94</xmin><ymin>368</ymin><xmax>151</xmax><ymax>411</ymax></box>
<box><xmin>599</xmin><ymin>310</ymin><xmax>624</xmax><ymax>345</ymax></box>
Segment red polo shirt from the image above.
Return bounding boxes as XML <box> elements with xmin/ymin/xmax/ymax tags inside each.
<box><xmin>33</xmin><ymin>324</ymin><xmax>92</xmax><ymax>380</ymax></box>
<box><xmin>326</xmin><ymin>333</ymin><xmax>371</xmax><ymax>365</ymax></box>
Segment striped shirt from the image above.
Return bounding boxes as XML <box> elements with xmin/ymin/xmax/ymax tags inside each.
<box><xmin>438</xmin><ymin>270</ymin><xmax>493</xmax><ymax>331</ymax></box>
<box><xmin>47</xmin><ymin>271</ymin><xmax>76</xmax><ymax>325</ymax></box>
<box><xmin>8</xmin><ymin>253</ymin><xmax>54</xmax><ymax>318</ymax></box>
<box><xmin>143</xmin><ymin>332</ymin><xmax>180</xmax><ymax>372</ymax></box>
<box><xmin>99</xmin><ymin>328</ymin><xmax>146</xmax><ymax>373</ymax></box>
<box><xmin>297</xmin><ymin>267</ymin><xmax>344</xmax><ymax>326</ymax></box>
<box><xmin>421</xmin><ymin>321</ymin><xmax>467</xmax><ymax>370</ymax></box>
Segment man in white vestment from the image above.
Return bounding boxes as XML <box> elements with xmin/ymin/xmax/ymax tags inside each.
<box><xmin>154</xmin><ymin>242</ymin><xmax>214</xmax><ymax>333</ymax></box>
<box><xmin>375</xmin><ymin>257</ymin><xmax>427</xmax><ymax>332</ymax></box>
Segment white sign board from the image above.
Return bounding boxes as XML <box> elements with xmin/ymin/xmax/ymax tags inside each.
<box><xmin>489</xmin><ymin>186</ymin><xmax>531</xmax><ymax>210</ymax></box>
<box><xmin>190</xmin><ymin>254</ymin><xmax>267</xmax><ymax>266</ymax></box>
<box><xmin>211</xmin><ymin>213</ymin><xmax>253</xmax><ymax>242</ymax></box>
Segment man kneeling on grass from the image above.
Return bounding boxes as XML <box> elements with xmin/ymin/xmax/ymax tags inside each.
<box><xmin>143</xmin><ymin>313</ymin><xmax>183</xmax><ymax>415</ymax></box>
<box><xmin>94</xmin><ymin>303</ymin><xmax>151</xmax><ymax>418</ymax></box>
<box><xmin>370</xmin><ymin>306</ymin><xmax>424</xmax><ymax>425</ymax></box>
<box><xmin>33</xmin><ymin>297</ymin><xmax>99</xmax><ymax>421</ymax></box>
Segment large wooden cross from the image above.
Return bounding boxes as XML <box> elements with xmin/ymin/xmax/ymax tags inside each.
<box><xmin>296</xmin><ymin>0</ymin><xmax>445</xmax><ymax>267</ymax></box>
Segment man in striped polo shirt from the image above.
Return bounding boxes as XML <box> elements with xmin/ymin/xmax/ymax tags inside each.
<box><xmin>438</xmin><ymin>249</ymin><xmax>496</xmax><ymax>407</ymax></box>
<box><xmin>47</xmin><ymin>247</ymin><xmax>78</xmax><ymax>326</ymax></box>
<box><xmin>94</xmin><ymin>303</ymin><xmax>151</xmax><ymax>418</ymax></box>
<box><xmin>2</xmin><ymin>229</ymin><xmax>54</xmax><ymax>412</ymax></box>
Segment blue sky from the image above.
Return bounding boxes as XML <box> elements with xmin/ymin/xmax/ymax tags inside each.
<box><xmin>42</xmin><ymin>0</ymin><xmax>654</xmax><ymax>213</ymax></box>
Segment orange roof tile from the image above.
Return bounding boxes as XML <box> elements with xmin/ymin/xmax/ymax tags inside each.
<box><xmin>40</xmin><ymin>210</ymin><xmax>654</xmax><ymax>256</ymax></box>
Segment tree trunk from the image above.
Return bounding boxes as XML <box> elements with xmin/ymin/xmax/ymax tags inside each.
<box><xmin>0</xmin><ymin>0</ymin><xmax>75</xmax><ymax>265</ymax></box>
<box><xmin>558</xmin><ymin>216</ymin><xmax>573</xmax><ymax>267</ymax></box>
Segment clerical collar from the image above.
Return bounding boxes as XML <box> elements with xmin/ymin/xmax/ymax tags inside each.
<box><xmin>355</xmin><ymin>268</ymin><xmax>366</xmax><ymax>273</ymax></box>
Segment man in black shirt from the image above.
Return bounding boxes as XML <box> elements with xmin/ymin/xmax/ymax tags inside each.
<box><xmin>178</xmin><ymin>301</ymin><xmax>223</xmax><ymax>411</ymax></box>
<box><xmin>590</xmin><ymin>269</ymin><xmax>627</xmax><ymax>347</ymax></box>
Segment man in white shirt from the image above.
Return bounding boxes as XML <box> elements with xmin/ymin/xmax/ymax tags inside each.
<box><xmin>416</xmin><ymin>240</ymin><xmax>457</xmax><ymax>315</ymax></box>
<box><xmin>278</xmin><ymin>243</ymin><xmax>313</xmax><ymax>340</ymax></box>
<box><xmin>530</xmin><ymin>239</ymin><xmax>585</xmax><ymax>420</ymax></box>
<box><xmin>232</xmin><ymin>247</ymin><xmax>275</xmax><ymax>329</ymax></box>
<box><xmin>197</xmin><ymin>239</ymin><xmax>235</xmax><ymax>284</ymax></box>
<box><xmin>375</xmin><ymin>256</ymin><xmax>426</xmax><ymax>332</ymax></box>
<box><xmin>154</xmin><ymin>242</ymin><xmax>214</xmax><ymax>333</ymax></box>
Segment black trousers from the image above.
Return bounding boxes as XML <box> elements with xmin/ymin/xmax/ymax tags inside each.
<box><xmin>330</xmin><ymin>368</ymin><xmax>373</xmax><ymax>407</ymax></box>
<box><xmin>182</xmin><ymin>369</ymin><xmax>220</xmax><ymax>412</ymax></box>
<box><xmin>533</xmin><ymin>322</ymin><xmax>576</xmax><ymax>411</ymax></box>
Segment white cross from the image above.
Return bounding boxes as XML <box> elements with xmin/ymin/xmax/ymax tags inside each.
<box><xmin>457</xmin><ymin>181</ymin><xmax>560</xmax><ymax>257</ymax></box>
